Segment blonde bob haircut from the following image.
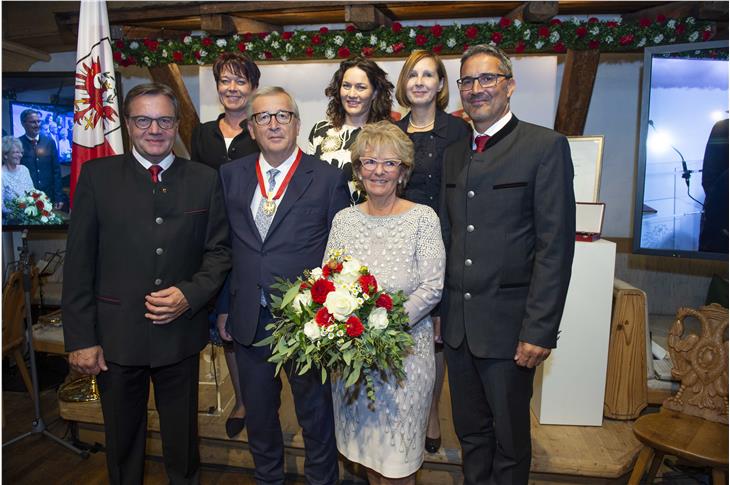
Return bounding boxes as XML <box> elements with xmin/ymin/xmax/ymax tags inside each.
<box><xmin>350</xmin><ymin>120</ymin><xmax>415</xmax><ymax>196</ymax></box>
<box><xmin>395</xmin><ymin>50</ymin><xmax>450</xmax><ymax>111</ymax></box>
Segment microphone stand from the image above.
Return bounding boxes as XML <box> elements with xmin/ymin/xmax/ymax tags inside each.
<box><xmin>2</xmin><ymin>229</ymin><xmax>88</xmax><ymax>458</ymax></box>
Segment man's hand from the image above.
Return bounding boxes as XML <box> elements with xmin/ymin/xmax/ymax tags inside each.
<box><xmin>145</xmin><ymin>286</ymin><xmax>190</xmax><ymax>325</ymax></box>
<box><xmin>69</xmin><ymin>345</ymin><xmax>108</xmax><ymax>375</ymax></box>
<box><xmin>514</xmin><ymin>341</ymin><xmax>551</xmax><ymax>368</ymax></box>
<box><xmin>432</xmin><ymin>316</ymin><xmax>443</xmax><ymax>344</ymax></box>
<box><xmin>216</xmin><ymin>313</ymin><xmax>232</xmax><ymax>342</ymax></box>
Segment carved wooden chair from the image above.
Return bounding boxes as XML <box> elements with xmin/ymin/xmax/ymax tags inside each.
<box><xmin>628</xmin><ymin>304</ymin><xmax>728</xmax><ymax>485</ymax></box>
<box><xmin>2</xmin><ymin>268</ymin><xmax>39</xmax><ymax>400</ymax></box>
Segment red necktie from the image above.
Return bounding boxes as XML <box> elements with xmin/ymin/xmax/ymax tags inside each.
<box><xmin>148</xmin><ymin>165</ymin><xmax>162</xmax><ymax>183</ymax></box>
<box><xmin>475</xmin><ymin>135</ymin><xmax>490</xmax><ymax>153</ymax></box>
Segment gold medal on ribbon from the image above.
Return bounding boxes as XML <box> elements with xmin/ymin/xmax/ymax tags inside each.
<box><xmin>263</xmin><ymin>197</ymin><xmax>277</xmax><ymax>216</ymax></box>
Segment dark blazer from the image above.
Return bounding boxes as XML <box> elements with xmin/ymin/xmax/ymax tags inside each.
<box><xmin>440</xmin><ymin>116</ymin><xmax>576</xmax><ymax>359</ymax></box>
<box><xmin>62</xmin><ymin>154</ymin><xmax>231</xmax><ymax>367</ymax></box>
<box><xmin>190</xmin><ymin>114</ymin><xmax>259</xmax><ymax>171</ymax></box>
<box><xmin>20</xmin><ymin>134</ymin><xmax>63</xmax><ymax>204</ymax></box>
<box><xmin>219</xmin><ymin>151</ymin><xmax>350</xmax><ymax>346</ymax></box>
<box><xmin>396</xmin><ymin>110</ymin><xmax>471</xmax><ymax>211</ymax></box>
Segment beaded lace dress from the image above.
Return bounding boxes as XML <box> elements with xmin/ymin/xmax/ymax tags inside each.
<box><xmin>324</xmin><ymin>204</ymin><xmax>445</xmax><ymax>477</ymax></box>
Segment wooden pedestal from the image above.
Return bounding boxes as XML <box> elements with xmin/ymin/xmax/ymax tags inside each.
<box><xmin>603</xmin><ymin>279</ymin><xmax>648</xmax><ymax>419</ymax></box>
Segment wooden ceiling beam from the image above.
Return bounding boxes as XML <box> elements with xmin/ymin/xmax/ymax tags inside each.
<box><xmin>110</xmin><ymin>26</ymin><xmax>188</xmax><ymax>41</ymax></box>
<box><xmin>345</xmin><ymin>4</ymin><xmax>393</xmax><ymax>30</ymax></box>
<box><xmin>506</xmin><ymin>2</ymin><xmax>559</xmax><ymax>23</ymax></box>
<box><xmin>554</xmin><ymin>49</ymin><xmax>601</xmax><ymax>136</ymax></box>
<box><xmin>201</xmin><ymin>14</ymin><xmax>237</xmax><ymax>35</ymax></box>
<box><xmin>230</xmin><ymin>17</ymin><xmax>281</xmax><ymax>35</ymax></box>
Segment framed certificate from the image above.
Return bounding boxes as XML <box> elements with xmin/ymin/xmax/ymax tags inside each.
<box><xmin>568</xmin><ymin>136</ymin><xmax>604</xmax><ymax>203</ymax></box>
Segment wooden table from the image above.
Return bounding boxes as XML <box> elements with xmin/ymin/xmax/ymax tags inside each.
<box><xmin>629</xmin><ymin>409</ymin><xmax>729</xmax><ymax>484</ymax></box>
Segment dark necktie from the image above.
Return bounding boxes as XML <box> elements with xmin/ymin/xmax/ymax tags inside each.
<box><xmin>148</xmin><ymin>165</ymin><xmax>162</xmax><ymax>183</ymax></box>
<box><xmin>475</xmin><ymin>134</ymin><xmax>490</xmax><ymax>153</ymax></box>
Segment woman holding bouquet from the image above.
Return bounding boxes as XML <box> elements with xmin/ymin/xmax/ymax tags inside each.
<box><xmin>325</xmin><ymin>121</ymin><xmax>445</xmax><ymax>484</ymax></box>
<box><xmin>2</xmin><ymin>136</ymin><xmax>34</xmax><ymax>213</ymax></box>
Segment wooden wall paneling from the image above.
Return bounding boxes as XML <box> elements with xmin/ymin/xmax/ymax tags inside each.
<box><xmin>505</xmin><ymin>2</ymin><xmax>559</xmax><ymax>22</ymax></box>
<box><xmin>554</xmin><ymin>48</ymin><xmax>601</xmax><ymax>136</ymax></box>
<box><xmin>148</xmin><ymin>64</ymin><xmax>199</xmax><ymax>154</ymax></box>
<box><xmin>345</xmin><ymin>4</ymin><xmax>393</xmax><ymax>30</ymax></box>
<box><xmin>200</xmin><ymin>14</ymin><xmax>237</xmax><ymax>35</ymax></box>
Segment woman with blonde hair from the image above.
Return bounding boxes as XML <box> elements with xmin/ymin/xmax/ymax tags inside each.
<box><xmin>395</xmin><ymin>50</ymin><xmax>471</xmax><ymax>454</ymax></box>
<box><xmin>326</xmin><ymin>120</ymin><xmax>445</xmax><ymax>484</ymax></box>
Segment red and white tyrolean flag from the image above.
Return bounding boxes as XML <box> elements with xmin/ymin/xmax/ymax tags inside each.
<box><xmin>71</xmin><ymin>0</ymin><xmax>123</xmax><ymax>205</ymax></box>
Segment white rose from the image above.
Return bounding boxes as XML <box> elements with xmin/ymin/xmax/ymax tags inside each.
<box><xmin>130</xmin><ymin>41</ymin><xmax>139</xmax><ymax>49</ymax></box>
<box><xmin>337</xmin><ymin>259</ymin><xmax>363</xmax><ymax>285</ymax></box>
<box><xmin>325</xmin><ymin>48</ymin><xmax>335</xmax><ymax>59</ymax></box>
<box><xmin>590</xmin><ymin>26</ymin><xmax>599</xmax><ymax>35</ymax></box>
<box><xmin>324</xmin><ymin>288</ymin><xmax>359</xmax><ymax>321</ymax></box>
<box><xmin>549</xmin><ymin>31</ymin><xmax>560</xmax><ymax>43</ymax></box>
<box><xmin>667</xmin><ymin>19</ymin><xmax>676</xmax><ymax>29</ymax></box>
<box><xmin>334</xmin><ymin>35</ymin><xmax>344</xmax><ymax>46</ymax></box>
<box><xmin>233</xmin><ymin>34</ymin><xmax>240</xmax><ymax>41</ymax></box>
<box><xmin>604</xmin><ymin>35</ymin><xmax>614</xmax><ymax>44</ymax></box>
<box><xmin>216</xmin><ymin>38</ymin><xmax>227</xmax><ymax>47</ymax></box>
<box><xmin>183</xmin><ymin>36</ymin><xmax>192</xmax><ymax>45</ymax></box>
<box><xmin>653</xmin><ymin>34</ymin><xmax>664</xmax><ymax>44</ymax></box>
<box><xmin>409</xmin><ymin>28</ymin><xmax>416</xmax><ymax>38</ymax></box>
<box><xmin>523</xmin><ymin>30</ymin><xmax>531</xmax><ymax>40</ymax></box>
<box><xmin>688</xmin><ymin>31</ymin><xmax>699</xmax><ymax>42</ymax></box>
<box><xmin>514</xmin><ymin>18</ymin><xmax>522</xmax><ymax>28</ymax></box>
<box><xmin>355</xmin><ymin>32</ymin><xmax>363</xmax><ymax>39</ymax></box>
<box><xmin>385</xmin><ymin>46</ymin><xmax>394</xmax><ymax>54</ymax></box>
<box><xmin>200</xmin><ymin>49</ymin><xmax>208</xmax><ymax>57</ymax></box>
<box><xmin>370</xmin><ymin>34</ymin><xmax>378</xmax><ymax>45</ymax></box>
<box><xmin>286</xmin><ymin>43</ymin><xmax>294</xmax><ymax>53</ymax></box>
<box><xmin>446</xmin><ymin>38</ymin><xmax>457</xmax><ymax>48</ymax></box>
<box><xmin>271</xmin><ymin>40</ymin><xmax>280</xmax><ymax>49</ymax></box>
<box><xmin>310</xmin><ymin>267</ymin><xmax>323</xmax><ymax>281</ymax></box>
<box><xmin>161</xmin><ymin>50</ymin><xmax>168</xmax><ymax>58</ymax></box>
<box><xmin>292</xmin><ymin>290</ymin><xmax>312</xmax><ymax>314</ymax></box>
<box><xmin>368</xmin><ymin>307</ymin><xmax>389</xmax><ymax>330</ymax></box>
<box><xmin>303</xmin><ymin>320</ymin><xmax>322</xmax><ymax>341</ymax></box>
<box><xmin>534</xmin><ymin>40</ymin><xmax>544</xmax><ymax>49</ymax></box>
<box><xmin>637</xmin><ymin>38</ymin><xmax>647</xmax><ymax>47</ymax></box>
<box><xmin>687</xmin><ymin>17</ymin><xmax>695</xmax><ymax>24</ymax></box>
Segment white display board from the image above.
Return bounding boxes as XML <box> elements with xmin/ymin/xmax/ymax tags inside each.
<box><xmin>199</xmin><ymin>56</ymin><xmax>558</xmax><ymax>147</ymax></box>
<box><xmin>568</xmin><ymin>136</ymin><xmax>604</xmax><ymax>203</ymax></box>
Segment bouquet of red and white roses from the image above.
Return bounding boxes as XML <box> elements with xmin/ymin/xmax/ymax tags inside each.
<box><xmin>5</xmin><ymin>189</ymin><xmax>63</xmax><ymax>225</ymax></box>
<box><xmin>257</xmin><ymin>249</ymin><xmax>413</xmax><ymax>402</ymax></box>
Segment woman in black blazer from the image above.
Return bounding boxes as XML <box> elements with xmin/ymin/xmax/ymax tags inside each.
<box><xmin>395</xmin><ymin>50</ymin><xmax>471</xmax><ymax>454</ymax></box>
<box><xmin>191</xmin><ymin>52</ymin><xmax>261</xmax><ymax>438</ymax></box>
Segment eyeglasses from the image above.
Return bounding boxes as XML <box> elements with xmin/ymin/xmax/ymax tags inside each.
<box><xmin>359</xmin><ymin>157</ymin><xmax>402</xmax><ymax>173</ymax></box>
<box><xmin>251</xmin><ymin>110</ymin><xmax>296</xmax><ymax>126</ymax></box>
<box><xmin>129</xmin><ymin>116</ymin><xmax>177</xmax><ymax>130</ymax></box>
<box><xmin>456</xmin><ymin>73</ymin><xmax>512</xmax><ymax>91</ymax></box>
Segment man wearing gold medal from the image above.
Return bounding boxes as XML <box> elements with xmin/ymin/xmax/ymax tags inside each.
<box><xmin>218</xmin><ymin>86</ymin><xmax>350</xmax><ymax>485</ymax></box>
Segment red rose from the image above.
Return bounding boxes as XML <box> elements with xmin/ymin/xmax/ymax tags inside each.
<box><xmin>345</xmin><ymin>24</ymin><xmax>356</xmax><ymax>33</ymax></box>
<box><xmin>18</xmin><ymin>203</ymin><xmax>26</xmax><ymax>209</ymax></box>
<box><xmin>144</xmin><ymin>39</ymin><xmax>159</xmax><ymax>51</ymax></box>
<box><xmin>337</xmin><ymin>46</ymin><xmax>350</xmax><ymax>58</ymax></box>
<box><xmin>282</xmin><ymin>31</ymin><xmax>293</xmax><ymax>40</ymax></box>
<box><xmin>514</xmin><ymin>40</ymin><xmax>526</xmax><ymax>53</ymax></box>
<box><xmin>392</xmin><ymin>22</ymin><xmax>402</xmax><ymax>33</ymax></box>
<box><xmin>606</xmin><ymin>21</ymin><xmax>619</xmax><ymax>28</ymax></box>
<box><xmin>173</xmin><ymin>51</ymin><xmax>184</xmax><ymax>62</ymax></box>
<box><xmin>310</xmin><ymin>278</ymin><xmax>335</xmax><ymax>304</ymax></box>
<box><xmin>639</xmin><ymin>17</ymin><xmax>652</xmax><ymax>28</ymax></box>
<box><xmin>35</xmin><ymin>200</ymin><xmax>44</xmax><ymax>210</ymax></box>
<box><xmin>499</xmin><ymin>17</ymin><xmax>511</xmax><ymax>28</ymax></box>
<box><xmin>315</xmin><ymin>307</ymin><xmax>334</xmax><ymax>327</ymax></box>
<box><xmin>432</xmin><ymin>44</ymin><xmax>443</xmax><ymax>54</ymax></box>
<box><xmin>264</xmin><ymin>51</ymin><xmax>272</xmax><ymax>59</ymax></box>
<box><xmin>31</xmin><ymin>193</ymin><xmax>40</xmax><ymax>199</ymax></box>
<box><xmin>550</xmin><ymin>18</ymin><xmax>562</xmax><ymax>25</ymax></box>
<box><xmin>322</xmin><ymin>265</ymin><xmax>331</xmax><ymax>278</ymax></box>
<box><xmin>588</xmin><ymin>39</ymin><xmax>600</xmax><ymax>49</ymax></box>
<box><xmin>113</xmin><ymin>51</ymin><xmax>123</xmax><ymax>62</ymax></box>
<box><xmin>575</xmin><ymin>26</ymin><xmax>588</xmax><ymax>38</ymax></box>
<box><xmin>465</xmin><ymin>26</ymin><xmax>478</xmax><ymax>39</ymax></box>
<box><xmin>358</xmin><ymin>274</ymin><xmax>378</xmax><ymax>296</ymax></box>
<box><xmin>675</xmin><ymin>24</ymin><xmax>686</xmax><ymax>35</ymax></box>
<box><xmin>538</xmin><ymin>26</ymin><xmax>550</xmax><ymax>38</ymax></box>
<box><xmin>194</xmin><ymin>51</ymin><xmax>202</xmax><ymax>60</ymax></box>
<box><xmin>124</xmin><ymin>55</ymin><xmax>137</xmax><ymax>66</ymax></box>
<box><xmin>42</xmin><ymin>210</ymin><xmax>49</xmax><ymax>217</ymax></box>
<box><xmin>237</xmin><ymin>42</ymin><xmax>246</xmax><ymax>52</ymax></box>
<box><xmin>415</xmin><ymin>34</ymin><xmax>427</xmax><ymax>46</ymax></box>
<box><xmin>588</xmin><ymin>17</ymin><xmax>599</xmax><ymax>24</ymax></box>
<box><xmin>305</xmin><ymin>47</ymin><xmax>315</xmax><ymax>57</ymax></box>
<box><xmin>361</xmin><ymin>46</ymin><xmax>375</xmax><ymax>57</ymax></box>
<box><xmin>299</xmin><ymin>281</ymin><xmax>311</xmax><ymax>291</ymax></box>
<box><xmin>656</xmin><ymin>14</ymin><xmax>667</xmax><ymax>24</ymax></box>
<box><xmin>431</xmin><ymin>24</ymin><xmax>443</xmax><ymax>37</ymax></box>
<box><xmin>393</xmin><ymin>42</ymin><xmax>405</xmax><ymax>53</ymax></box>
<box><xmin>553</xmin><ymin>41</ymin><xmax>566</xmax><ymax>53</ymax></box>
<box><xmin>115</xmin><ymin>39</ymin><xmax>125</xmax><ymax>49</ymax></box>
<box><xmin>319</xmin><ymin>26</ymin><xmax>329</xmax><ymax>34</ymax></box>
<box><xmin>311</xmin><ymin>34</ymin><xmax>321</xmax><ymax>45</ymax></box>
<box><xmin>346</xmin><ymin>315</ymin><xmax>364</xmax><ymax>337</ymax></box>
<box><xmin>491</xmin><ymin>32</ymin><xmax>503</xmax><ymax>44</ymax></box>
<box><xmin>201</xmin><ymin>37</ymin><xmax>213</xmax><ymax>47</ymax></box>
<box><xmin>375</xmin><ymin>293</ymin><xmax>393</xmax><ymax>311</ymax></box>
<box><xmin>333</xmin><ymin>262</ymin><xmax>343</xmax><ymax>273</ymax></box>
<box><xmin>702</xmin><ymin>30</ymin><xmax>713</xmax><ymax>41</ymax></box>
<box><xmin>619</xmin><ymin>34</ymin><xmax>634</xmax><ymax>46</ymax></box>
<box><xmin>258</xmin><ymin>32</ymin><xmax>268</xmax><ymax>39</ymax></box>
<box><xmin>243</xmin><ymin>32</ymin><xmax>253</xmax><ymax>42</ymax></box>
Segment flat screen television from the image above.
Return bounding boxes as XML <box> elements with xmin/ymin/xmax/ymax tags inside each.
<box><xmin>2</xmin><ymin>72</ymin><xmax>76</xmax><ymax>230</ymax></box>
<box><xmin>633</xmin><ymin>41</ymin><xmax>728</xmax><ymax>260</ymax></box>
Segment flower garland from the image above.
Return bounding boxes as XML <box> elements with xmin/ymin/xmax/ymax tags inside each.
<box><xmin>112</xmin><ymin>15</ymin><xmax>722</xmax><ymax>68</ymax></box>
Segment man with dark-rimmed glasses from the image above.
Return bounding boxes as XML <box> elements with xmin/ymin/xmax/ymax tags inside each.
<box><xmin>63</xmin><ymin>82</ymin><xmax>231</xmax><ymax>484</ymax></box>
<box><xmin>440</xmin><ymin>45</ymin><xmax>576</xmax><ymax>484</ymax></box>
<box><xmin>218</xmin><ymin>86</ymin><xmax>349</xmax><ymax>484</ymax></box>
